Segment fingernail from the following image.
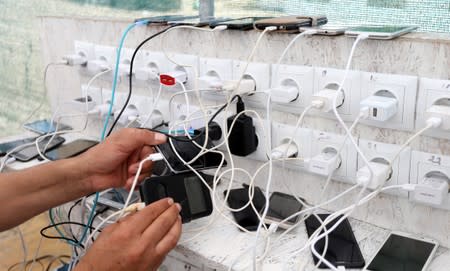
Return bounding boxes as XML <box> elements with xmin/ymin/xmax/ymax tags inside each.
<box><xmin>176</xmin><ymin>203</ymin><xmax>182</xmax><ymax>212</ymax></box>
<box><xmin>155</xmin><ymin>133</ymin><xmax>167</xmax><ymax>142</ymax></box>
<box><xmin>167</xmin><ymin>198</ymin><xmax>174</xmax><ymax>205</ymax></box>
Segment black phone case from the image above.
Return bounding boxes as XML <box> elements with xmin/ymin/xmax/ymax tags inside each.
<box><xmin>305</xmin><ymin>214</ymin><xmax>365</xmax><ymax>268</ymax></box>
<box><xmin>254</xmin><ymin>16</ymin><xmax>328</xmax><ymax>33</ymax></box>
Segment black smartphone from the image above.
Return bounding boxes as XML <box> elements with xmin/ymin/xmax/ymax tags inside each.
<box><xmin>304</xmin><ymin>214</ymin><xmax>365</xmax><ymax>269</ymax></box>
<box><xmin>23</xmin><ymin>119</ymin><xmax>72</xmax><ymax>135</ymax></box>
<box><xmin>264</xmin><ymin>192</ymin><xmax>304</xmax><ymax>229</ymax></box>
<box><xmin>134</xmin><ymin>15</ymin><xmax>199</xmax><ymax>25</ymax></box>
<box><xmin>155</xmin><ymin>134</ymin><xmax>226</xmax><ymax>174</ymax></box>
<box><xmin>11</xmin><ymin>136</ymin><xmax>66</xmax><ymax>162</ymax></box>
<box><xmin>254</xmin><ymin>16</ymin><xmax>328</xmax><ymax>33</ymax></box>
<box><xmin>169</xmin><ymin>17</ymin><xmax>232</xmax><ymax>27</ymax></box>
<box><xmin>140</xmin><ymin>172</ymin><xmax>213</xmax><ymax>223</ymax></box>
<box><xmin>0</xmin><ymin>137</ymin><xmax>37</xmax><ymax>156</ymax></box>
<box><xmin>38</xmin><ymin>139</ymin><xmax>98</xmax><ymax>161</ymax></box>
<box><xmin>224</xmin><ymin>185</ymin><xmax>266</xmax><ymax>231</ymax></box>
<box><xmin>210</xmin><ymin>17</ymin><xmax>273</xmax><ymax>31</ymax></box>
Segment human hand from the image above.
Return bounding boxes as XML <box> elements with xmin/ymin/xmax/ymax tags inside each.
<box><xmin>74</xmin><ymin>198</ymin><xmax>182</xmax><ymax>271</ymax></box>
<box><xmin>76</xmin><ymin>128</ymin><xmax>166</xmax><ymax>191</ymax></box>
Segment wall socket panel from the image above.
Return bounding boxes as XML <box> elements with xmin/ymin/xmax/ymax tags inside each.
<box><xmin>271</xmin><ymin>122</ymin><xmax>312</xmax><ymax>171</ymax></box>
<box><xmin>270</xmin><ymin>64</ymin><xmax>314</xmax><ymax>114</ymax></box>
<box><xmin>361</xmin><ymin>72</ymin><xmax>418</xmax><ymax>131</ymax></box>
<box><xmin>313</xmin><ymin>67</ymin><xmax>362</xmax><ymax>121</ymax></box>
<box><xmin>410</xmin><ymin>151</ymin><xmax>450</xmax><ymax>211</ymax></box>
<box><xmin>166</xmin><ymin>53</ymin><xmax>199</xmax><ymax>91</ymax></box>
<box><xmin>358</xmin><ymin>140</ymin><xmax>411</xmax><ymax>197</ymax></box>
<box><xmin>416</xmin><ymin>78</ymin><xmax>450</xmax><ymax>139</ymax></box>
<box><xmin>199</xmin><ymin>57</ymin><xmax>234</xmax><ymax>101</ymax></box>
<box><xmin>233</xmin><ymin>61</ymin><xmax>271</xmax><ymax>107</ymax></box>
<box><xmin>311</xmin><ymin>130</ymin><xmax>359</xmax><ymax>183</ymax></box>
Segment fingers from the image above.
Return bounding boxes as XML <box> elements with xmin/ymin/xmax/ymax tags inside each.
<box><xmin>154</xmin><ymin>216</ymin><xmax>182</xmax><ymax>258</ymax></box>
<box><xmin>110</xmin><ymin>129</ymin><xmax>167</xmax><ymax>153</ymax></box>
<box><xmin>124</xmin><ymin>198</ymin><xmax>174</xmax><ymax>233</ymax></box>
<box><xmin>142</xmin><ymin>203</ymin><xmax>181</xmax><ymax>244</ymax></box>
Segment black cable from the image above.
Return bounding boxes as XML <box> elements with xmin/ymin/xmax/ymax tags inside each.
<box><xmin>106</xmin><ymin>25</ymin><xmax>179</xmax><ymax>137</ymax></box>
<box><xmin>67</xmin><ymin>199</ymin><xmax>83</xmax><ymax>244</ymax></box>
<box><xmin>89</xmin><ymin>206</ymin><xmax>110</xmax><ymax>242</ymax></box>
<box><xmin>40</xmin><ymin>222</ymin><xmax>100</xmax><ymax>248</ymax></box>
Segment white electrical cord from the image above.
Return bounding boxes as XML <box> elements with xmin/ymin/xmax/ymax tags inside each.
<box><xmin>139</xmin><ymin>83</ymin><xmax>163</xmax><ymax>128</ymax></box>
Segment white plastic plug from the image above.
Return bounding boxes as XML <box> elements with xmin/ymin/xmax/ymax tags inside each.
<box><xmin>312</xmin><ymin>88</ymin><xmax>345</xmax><ymax>112</ymax></box>
<box><xmin>69</xmin><ymin>96</ymin><xmax>97</xmax><ymax>112</ymax></box>
<box><xmin>198</xmin><ymin>75</ymin><xmax>223</xmax><ymax>90</ymax></box>
<box><xmin>271</xmin><ymin>141</ymin><xmax>298</xmax><ymax>159</ymax></box>
<box><xmin>224</xmin><ymin>78</ymin><xmax>256</xmax><ymax>95</ymax></box>
<box><xmin>413</xmin><ymin>172</ymin><xmax>449</xmax><ymax>206</ymax></box>
<box><xmin>165</xmin><ymin>69</ymin><xmax>188</xmax><ymax>84</ymax></box>
<box><xmin>271</xmin><ymin>85</ymin><xmax>299</xmax><ymax>104</ymax></box>
<box><xmin>356</xmin><ymin>161</ymin><xmax>392</xmax><ymax>190</ymax></box>
<box><xmin>135</xmin><ymin>66</ymin><xmax>159</xmax><ymax>81</ymax></box>
<box><xmin>114</xmin><ymin>106</ymin><xmax>140</xmax><ymax>126</ymax></box>
<box><xmin>63</xmin><ymin>54</ymin><xmax>87</xmax><ymax>66</ymax></box>
<box><xmin>308</xmin><ymin>147</ymin><xmax>341</xmax><ymax>176</ymax></box>
<box><xmin>425</xmin><ymin>105</ymin><xmax>450</xmax><ymax>130</ymax></box>
<box><xmin>360</xmin><ymin>95</ymin><xmax>398</xmax><ymax>122</ymax></box>
<box><xmin>118</xmin><ymin>63</ymin><xmax>131</xmax><ymax>77</ymax></box>
<box><xmin>87</xmin><ymin>59</ymin><xmax>110</xmax><ymax>74</ymax></box>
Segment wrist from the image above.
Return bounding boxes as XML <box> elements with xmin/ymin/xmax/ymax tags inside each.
<box><xmin>63</xmin><ymin>156</ymin><xmax>97</xmax><ymax>194</ymax></box>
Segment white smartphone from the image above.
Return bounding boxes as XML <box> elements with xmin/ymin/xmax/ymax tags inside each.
<box><xmin>364</xmin><ymin>231</ymin><xmax>439</xmax><ymax>271</ymax></box>
<box><xmin>345</xmin><ymin>25</ymin><xmax>418</xmax><ymax>40</ymax></box>
<box><xmin>300</xmin><ymin>25</ymin><xmax>348</xmax><ymax>36</ymax></box>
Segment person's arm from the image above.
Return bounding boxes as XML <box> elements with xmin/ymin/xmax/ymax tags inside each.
<box><xmin>0</xmin><ymin>128</ymin><xmax>166</xmax><ymax>231</ymax></box>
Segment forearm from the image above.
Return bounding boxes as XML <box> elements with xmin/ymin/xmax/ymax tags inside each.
<box><xmin>0</xmin><ymin>157</ymin><xmax>94</xmax><ymax>231</ymax></box>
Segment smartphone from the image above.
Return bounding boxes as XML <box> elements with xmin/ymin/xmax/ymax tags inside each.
<box><xmin>140</xmin><ymin>172</ymin><xmax>213</xmax><ymax>223</ymax></box>
<box><xmin>38</xmin><ymin>139</ymin><xmax>98</xmax><ymax>161</ymax></box>
<box><xmin>345</xmin><ymin>25</ymin><xmax>418</xmax><ymax>40</ymax></box>
<box><xmin>224</xmin><ymin>185</ymin><xmax>266</xmax><ymax>231</ymax></box>
<box><xmin>254</xmin><ymin>16</ymin><xmax>328</xmax><ymax>33</ymax></box>
<box><xmin>0</xmin><ymin>137</ymin><xmax>37</xmax><ymax>156</ymax></box>
<box><xmin>263</xmin><ymin>192</ymin><xmax>304</xmax><ymax>229</ymax></box>
<box><xmin>155</xmin><ymin>134</ymin><xmax>226</xmax><ymax>174</ymax></box>
<box><xmin>134</xmin><ymin>15</ymin><xmax>199</xmax><ymax>25</ymax></box>
<box><xmin>300</xmin><ymin>25</ymin><xmax>348</xmax><ymax>36</ymax></box>
<box><xmin>168</xmin><ymin>17</ymin><xmax>231</xmax><ymax>27</ymax></box>
<box><xmin>210</xmin><ymin>17</ymin><xmax>273</xmax><ymax>31</ymax></box>
<box><xmin>10</xmin><ymin>136</ymin><xmax>65</xmax><ymax>162</ymax></box>
<box><xmin>304</xmin><ymin>214</ymin><xmax>365</xmax><ymax>269</ymax></box>
<box><xmin>364</xmin><ymin>231</ymin><xmax>438</xmax><ymax>271</ymax></box>
<box><xmin>23</xmin><ymin>119</ymin><xmax>72</xmax><ymax>135</ymax></box>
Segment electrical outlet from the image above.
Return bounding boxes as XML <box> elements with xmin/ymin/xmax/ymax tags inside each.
<box><xmin>271</xmin><ymin>122</ymin><xmax>312</xmax><ymax>171</ymax></box>
<box><xmin>233</xmin><ymin>61</ymin><xmax>271</xmax><ymax>107</ymax></box>
<box><xmin>416</xmin><ymin>78</ymin><xmax>450</xmax><ymax>139</ymax></box>
<box><xmin>81</xmin><ymin>84</ymin><xmax>103</xmax><ymax>106</ymax></box>
<box><xmin>170</xmin><ymin>103</ymin><xmax>213</xmax><ymax>131</ymax></box>
<box><xmin>410</xmin><ymin>151</ymin><xmax>450</xmax><ymax>210</ymax></box>
<box><xmin>74</xmin><ymin>41</ymin><xmax>95</xmax><ymax>62</ymax></box>
<box><xmin>245</xmin><ymin>116</ymin><xmax>270</xmax><ymax>162</ymax></box>
<box><xmin>358</xmin><ymin>140</ymin><xmax>411</xmax><ymax>197</ymax></box>
<box><xmin>310</xmin><ymin>130</ymin><xmax>359</xmax><ymax>183</ymax></box>
<box><xmin>87</xmin><ymin>45</ymin><xmax>116</xmax><ymax>76</ymax></box>
<box><xmin>128</xmin><ymin>95</ymin><xmax>169</xmax><ymax>128</ymax></box>
<box><xmin>135</xmin><ymin>51</ymin><xmax>168</xmax><ymax>82</ymax></box>
<box><xmin>360</xmin><ymin>72</ymin><xmax>418</xmax><ymax>131</ymax></box>
<box><xmin>199</xmin><ymin>57</ymin><xmax>234</xmax><ymax>101</ymax></box>
<box><xmin>313</xmin><ymin>67</ymin><xmax>362</xmax><ymax>121</ymax></box>
<box><xmin>270</xmin><ymin>64</ymin><xmax>314</xmax><ymax>114</ymax></box>
<box><xmin>165</xmin><ymin>53</ymin><xmax>199</xmax><ymax>90</ymax></box>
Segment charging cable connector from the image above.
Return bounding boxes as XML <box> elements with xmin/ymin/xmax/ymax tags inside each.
<box><xmin>312</xmin><ymin>88</ymin><xmax>344</xmax><ymax>112</ymax></box>
<box><xmin>223</xmin><ymin>78</ymin><xmax>256</xmax><ymax>96</ymax></box>
<box><xmin>307</xmin><ymin>148</ymin><xmax>341</xmax><ymax>176</ymax></box>
<box><xmin>63</xmin><ymin>54</ymin><xmax>86</xmax><ymax>66</ymax></box>
<box><xmin>425</xmin><ymin>105</ymin><xmax>449</xmax><ymax>130</ymax></box>
<box><xmin>356</xmin><ymin>161</ymin><xmax>392</xmax><ymax>190</ymax></box>
<box><xmin>271</xmin><ymin>141</ymin><xmax>298</xmax><ymax>160</ymax></box>
<box><xmin>360</xmin><ymin>95</ymin><xmax>398</xmax><ymax>122</ymax></box>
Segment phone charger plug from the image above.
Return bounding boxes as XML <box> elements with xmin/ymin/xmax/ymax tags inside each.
<box><xmin>87</xmin><ymin>60</ymin><xmax>111</xmax><ymax>74</ymax></box>
<box><xmin>198</xmin><ymin>75</ymin><xmax>223</xmax><ymax>91</ymax></box>
<box><xmin>413</xmin><ymin>177</ymin><xmax>449</xmax><ymax>206</ymax></box>
<box><xmin>308</xmin><ymin>152</ymin><xmax>341</xmax><ymax>176</ymax></box>
<box><xmin>135</xmin><ymin>67</ymin><xmax>159</xmax><ymax>81</ymax></box>
<box><xmin>114</xmin><ymin>107</ymin><xmax>140</xmax><ymax>126</ymax></box>
<box><xmin>312</xmin><ymin>89</ymin><xmax>344</xmax><ymax>112</ymax></box>
<box><xmin>360</xmin><ymin>95</ymin><xmax>398</xmax><ymax>122</ymax></box>
<box><xmin>227</xmin><ymin>114</ymin><xmax>258</xmax><ymax>156</ymax></box>
<box><xmin>63</xmin><ymin>54</ymin><xmax>87</xmax><ymax>66</ymax></box>
<box><xmin>271</xmin><ymin>142</ymin><xmax>298</xmax><ymax>159</ymax></box>
<box><xmin>165</xmin><ymin>70</ymin><xmax>188</xmax><ymax>84</ymax></box>
<box><xmin>425</xmin><ymin>105</ymin><xmax>450</xmax><ymax>130</ymax></box>
<box><xmin>270</xmin><ymin>86</ymin><xmax>299</xmax><ymax>104</ymax></box>
<box><xmin>197</xmin><ymin>122</ymin><xmax>223</xmax><ymax>141</ymax></box>
<box><xmin>356</xmin><ymin>162</ymin><xmax>392</xmax><ymax>190</ymax></box>
<box><xmin>118</xmin><ymin>63</ymin><xmax>131</xmax><ymax>77</ymax></box>
<box><xmin>223</xmin><ymin>79</ymin><xmax>256</xmax><ymax>96</ymax></box>
<box><xmin>69</xmin><ymin>96</ymin><xmax>96</xmax><ymax>112</ymax></box>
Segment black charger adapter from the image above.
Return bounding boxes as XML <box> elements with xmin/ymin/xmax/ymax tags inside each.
<box><xmin>227</xmin><ymin>97</ymin><xmax>258</xmax><ymax>156</ymax></box>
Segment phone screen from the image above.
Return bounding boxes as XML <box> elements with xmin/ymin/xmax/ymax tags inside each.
<box><xmin>366</xmin><ymin>233</ymin><xmax>437</xmax><ymax>271</ymax></box>
<box><xmin>214</xmin><ymin>17</ymin><xmax>272</xmax><ymax>30</ymax></box>
<box><xmin>348</xmin><ymin>25</ymin><xmax>415</xmax><ymax>33</ymax></box>
<box><xmin>266</xmin><ymin>192</ymin><xmax>303</xmax><ymax>224</ymax></box>
<box><xmin>156</xmin><ymin>135</ymin><xmax>225</xmax><ymax>173</ymax></box>
<box><xmin>0</xmin><ymin>137</ymin><xmax>37</xmax><ymax>156</ymax></box>
<box><xmin>23</xmin><ymin>120</ymin><xmax>72</xmax><ymax>134</ymax></box>
<box><xmin>42</xmin><ymin>139</ymin><xmax>98</xmax><ymax>161</ymax></box>
<box><xmin>11</xmin><ymin>136</ymin><xmax>65</xmax><ymax>162</ymax></box>
<box><xmin>305</xmin><ymin>214</ymin><xmax>365</xmax><ymax>268</ymax></box>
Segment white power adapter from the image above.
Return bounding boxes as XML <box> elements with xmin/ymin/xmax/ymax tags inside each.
<box><xmin>308</xmin><ymin>148</ymin><xmax>341</xmax><ymax>176</ymax></box>
<box><xmin>165</xmin><ymin>70</ymin><xmax>188</xmax><ymax>84</ymax></box>
<box><xmin>413</xmin><ymin>173</ymin><xmax>449</xmax><ymax>206</ymax></box>
<box><xmin>198</xmin><ymin>75</ymin><xmax>223</xmax><ymax>90</ymax></box>
<box><xmin>356</xmin><ymin>161</ymin><xmax>392</xmax><ymax>190</ymax></box>
<box><xmin>271</xmin><ymin>141</ymin><xmax>298</xmax><ymax>159</ymax></box>
<box><xmin>87</xmin><ymin>59</ymin><xmax>110</xmax><ymax>74</ymax></box>
<box><xmin>425</xmin><ymin>104</ymin><xmax>450</xmax><ymax>130</ymax></box>
<box><xmin>312</xmin><ymin>89</ymin><xmax>344</xmax><ymax>112</ymax></box>
<box><xmin>63</xmin><ymin>54</ymin><xmax>87</xmax><ymax>66</ymax></box>
<box><xmin>114</xmin><ymin>106</ymin><xmax>140</xmax><ymax>126</ymax></box>
<box><xmin>360</xmin><ymin>95</ymin><xmax>398</xmax><ymax>122</ymax></box>
<box><xmin>270</xmin><ymin>85</ymin><xmax>299</xmax><ymax>104</ymax></box>
<box><xmin>223</xmin><ymin>78</ymin><xmax>256</xmax><ymax>95</ymax></box>
<box><xmin>135</xmin><ymin>67</ymin><xmax>159</xmax><ymax>81</ymax></box>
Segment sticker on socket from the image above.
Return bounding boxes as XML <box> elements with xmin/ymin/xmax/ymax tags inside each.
<box><xmin>310</xmin><ymin>131</ymin><xmax>358</xmax><ymax>183</ymax></box>
<box><xmin>271</xmin><ymin>122</ymin><xmax>312</xmax><ymax>171</ymax></box>
<box><xmin>233</xmin><ymin>61</ymin><xmax>270</xmax><ymax>107</ymax></box>
<box><xmin>165</xmin><ymin>53</ymin><xmax>199</xmax><ymax>90</ymax></box>
<box><xmin>360</xmin><ymin>72</ymin><xmax>418</xmax><ymax>131</ymax></box>
<box><xmin>313</xmin><ymin>67</ymin><xmax>362</xmax><ymax>121</ymax></box>
<box><xmin>416</xmin><ymin>78</ymin><xmax>450</xmax><ymax>139</ymax></box>
<box><xmin>270</xmin><ymin>64</ymin><xmax>314</xmax><ymax>114</ymax></box>
<box><xmin>358</xmin><ymin>140</ymin><xmax>411</xmax><ymax>197</ymax></box>
<box><xmin>199</xmin><ymin>58</ymin><xmax>234</xmax><ymax>101</ymax></box>
<box><xmin>410</xmin><ymin>151</ymin><xmax>450</xmax><ymax>211</ymax></box>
